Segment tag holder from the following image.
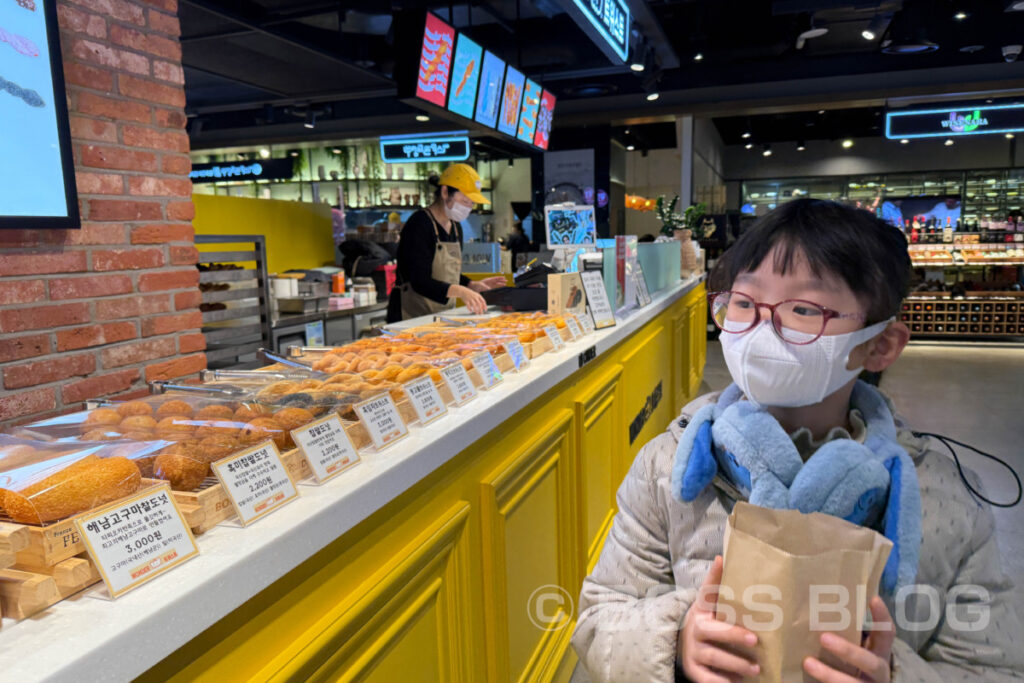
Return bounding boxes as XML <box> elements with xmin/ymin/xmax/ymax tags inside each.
<box><xmin>291</xmin><ymin>413</ymin><xmax>362</xmax><ymax>485</ymax></box>
<box><xmin>211</xmin><ymin>441</ymin><xmax>300</xmax><ymax>527</ymax></box>
<box><xmin>354</xmin><ymin>392</ymin><xmax>410</xmax><ymax>452</ymax></box>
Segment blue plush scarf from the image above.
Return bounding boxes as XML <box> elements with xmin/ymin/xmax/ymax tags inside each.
<box><xmin>671</xmin><ymin>381</ymin><xmax>921</xmax><ymax>595</ymax></box>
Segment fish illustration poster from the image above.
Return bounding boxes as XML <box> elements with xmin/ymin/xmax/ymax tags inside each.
<box><xmin>447</xmin><ymin>33</ymin><xmax>482</xmax><ymax>120</ymax></box>
<box><xmin>497</xmin><ymin>66</ymin><xmax>524</xmax><ymax>137</ymax></box>
<box><xmin>416</xmin><ymin>13</ymin><xmax>455</xmax><ymax>107</ymax></box>
<box><xmin>1</xmin><ymin>0</ymin><xmax>74</xmax><ymax>219</ymax></box>
<box><xmin>516</xmin><ymin>79</ymin><xmax>542</xmax><ymax>144</ymax></box>
<box><xmin>473</xmin><ymin>51</ymin><xmax>505</xmax><ymax>128</ymax></box>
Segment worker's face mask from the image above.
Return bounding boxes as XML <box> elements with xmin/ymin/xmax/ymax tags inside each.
<box><xmin>445</xmin><ymin>193</ymin><xmax>472</xmax><ymax>222</ymax></box>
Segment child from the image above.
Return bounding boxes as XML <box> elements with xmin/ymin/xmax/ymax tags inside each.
<box><xmin>571</xmin><ymin>200</ymin><xmax>1022</xmax><ymax>682</ymax></box>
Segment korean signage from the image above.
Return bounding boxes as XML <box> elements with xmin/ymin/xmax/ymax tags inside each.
<box><xmin>563</xmin><ymin>0</ymin><xmax>630</xmax><ymax>63</ymax></box>
<box><xmin>886</xmin><ymin>103</ymin><xmax>1024</xmax><ymax>139</ymax></box>
<box><xmin>379</xmin><ymin>132</ymin><xmax>471</xmax><ymax>163</ymax></box>
<box><xmin>189</xmin><ymin>158</ymin><xmax>295</xmax><ymax>183</ymax></box>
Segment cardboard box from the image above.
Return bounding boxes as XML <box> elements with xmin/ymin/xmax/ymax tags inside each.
<box><xmin>547</xmin><ymin>272</ymin><xmax>587</xmax><ymax>318</ymax></box>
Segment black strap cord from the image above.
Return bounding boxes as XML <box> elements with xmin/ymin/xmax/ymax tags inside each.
<box><xmin>913</xmin><ymin>432</ymin><xmax>1022</xmax><ymax>508</ymax></box>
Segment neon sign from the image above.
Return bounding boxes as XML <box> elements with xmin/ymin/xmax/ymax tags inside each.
<box><xmin>886</xmin><ymin>103</ymin><xmax>1024</xmax><ymax>139</ymax></box>
<box><xmin>563</xmin><ymin>0</ymin><xmax>630</xmax><ymax>63</ymax></box>
<box><xmin>379</xmin><ymin>132</ymin><xmax>471</xmax><ymax>163</ymax></box>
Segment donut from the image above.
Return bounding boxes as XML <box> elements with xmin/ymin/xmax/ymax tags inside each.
<box><xmin>195</xmin><ymin>404</ymin><xmax>236</xmax><ymax>420</ymax></box>
<box><xmin>156</xmin><ymin>400</ymin><xmax>194</xmax><ymax>419</ymax></box>
<box><xmin>116</xmin><ymin>401</ymin><xmax>153</xmax><ymax>418</ymax></box>
<box><xmin>81</xmin><ymin>408</ymin><xmax>121</xmax><ymax>432</ymax></box>
<box><xmin>239</xmin><ymin>417</ymin><xmax>287</xmax><ymax>449</ymax></box>
<box><xmin>119</xmin><ymin>415</ymin><xmax>157</xmax><ymax>433</ymax></box>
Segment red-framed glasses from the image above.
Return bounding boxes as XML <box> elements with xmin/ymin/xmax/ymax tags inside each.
<box><xmin>708</xmin><ymin>290</ymin><xmax>867</xmax><ymax>345</ymax></box>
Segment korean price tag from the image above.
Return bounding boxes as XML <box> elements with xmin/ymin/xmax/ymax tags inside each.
<box><xmin>354</xmin><ymin>392</ymin><xmax>409</xmax><ymax>450</ymax></box>
<box><xmin>503</xmin><ymin>340</ymin><xmax>528</xmax><ymax>371</ymax></box>
<box><xmin>544</xmin><ymin>324</ymin><xmax>565</xmax><ymax>351</ymax></box>
<box><xmin>291</xmin><ymin>413</ymin><xmax>361</xmax><ymax>484</ymax></box>
<box><xmin>76</xmin><ymin>484</ymin><xmax>199</xmax><ymax>598</ymax></box>
<box><xmin>440</xmin><ymin>362</ymin><xmax>478</xmax><ymax>405</ymax></box>
<box><xmin>470</xmin><ymin>351</ymin><xmax>503</xmax><ymax>389</ymax></box>
<box><xmin>404</xmin><ymin>376</ymin><xmax>448</xmax><ymax>425</ymax></box>
<box><xmin>565</xmin><ymin>317</ymin><xmax>583</xmax><ymax>340</ymax></box>
<box><xmin>212</xmin><ymin>442</ymin><xmax>299</xmax><ymax>526</ymax></box>
<box><xmin>580</xmin><ymin>270</ymin><xmax>616</xmax><ymax>329</ymax></box>
<box><xmin>578</xmin><ymin>313</ymin><xmax>595</xmax><ymax>335</ymax></box>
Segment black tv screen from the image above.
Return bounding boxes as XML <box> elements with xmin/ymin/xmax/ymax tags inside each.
<box><xmin>0</xmin><ymin>0</ymin><xmax>80</xmax><ymax>229</ymax></box>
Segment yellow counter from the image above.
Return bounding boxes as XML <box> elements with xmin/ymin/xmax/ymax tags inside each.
<box><xmin>138</xmin><ymin>281</ymin><xmax>706</xmax><ymax>682</ymax></box>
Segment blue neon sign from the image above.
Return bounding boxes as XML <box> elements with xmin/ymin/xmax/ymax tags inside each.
<box><xmin>886</xmin><ymin>103</ymin><xmax>1024</xmax><ymax>139</ymax></box>
<box><xmin>566</xmin><ymin>0</ymin><xmax>630</xmax><ymax>63</ymax></box>
<box><xmin>379</xmin><ymin>131</ymin><xmax>471</xmax><ymax>163</ymax></box>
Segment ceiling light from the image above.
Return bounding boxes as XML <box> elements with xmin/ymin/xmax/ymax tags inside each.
<box><xmin>818</xmin><ymin>109</ymin><xmax>825</xmax><ymax>115</ymax></box>
<box><xmin>331</xmin><ymin>147</ymin><xmax>342</xmax><ymax>154</ymax></box>
<box><xmin>259</xmin><ymin>148</ymin><xmax>270</xmax><ymax>159</ymax></box>
<box><xmin>304</xmin><ymin>110</ymin><xmax>317</xmax><ymax>129</ymax></box>
<box><xmin>630</xmin><ymin>62</ymin><xmax>645</xmax><ymax>72</ymax></box>
<box><xmin>288</xmin><ymin>150</ymin><xmax>299</xmax><ymax>157</ymax></box>
<box><xmin>881</xmin><ymin>12</ymin><xmax>939</xmax><ymax>54</ymax></box>
<box><xmin>415</xmin><ymin>114</ymin><xmax>430</xmax><ymax>122</ymax></box>
<box><xmin>862</xmin><ymin>14</ymin><xmax>888</xmax><ymax>41</ymax></box>
<box><xmin>745</xmin><ymin>142</ymin><xmax>754</xmax><ymax>149</ymax></box>
<box><xmin>842</xmin><ymin>139</ymin><xmax>854</xmax><ymax>148</ymax></box>
<box><xmin>1007</xmin><ymin>1</ymin><xmax>1024</xmax><ymax>10</ymax></box>
<box><xmin>796</xmin><ymin>15</ymin><xmax>828</xmax><ymax>50</ymax></box>
<box><xmin>900</xmin><ymin>138</ymin><xmax>910</xmax><ymax>144</ymax></box>
<box><xmin>693</xmin><ymin>52</ymin><xmax>703</xmax><ymax>62</ymax></box>
<box><xmin>954</xmin><ymin>11</ymin><xmax>969</xmax><ymax>20</ymax></box>
<box><xmin>796</xmin><ymin>141</ymin><xmax>806</xmax><ymax>151</ymax></box>
<box><xmin>1007</xmin><ymin>133</ymin><xmax>1016</xmax><ymax>139</ymax></box>
<box><xmin>646</xmin><ymin>92</ymin><xmax>660</xmax><ymax>102</ymax></box>
<box><xmin>945</xmin><ymin>139</ymin><xmax>955</xmax><ymax>146</ymax></box>
<box><xmin>741</xmin><ymin>131</ymin><xmax>751</xmax><ymax>139</ymax></box>
<box><xmin>762</xmin><ymin>144</ymin><xmax>772</xmax><ymax>157</ymax></box>
<box><xmin>626</xmin><ymin>145</ymin><xmax>635</xmax><ymax>151</ymax></box>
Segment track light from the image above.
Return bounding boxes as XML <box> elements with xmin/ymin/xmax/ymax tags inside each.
<box><xmin>862</xmin><ymin>14</ymin><xmax>887</xmax><ymax>40</ymax></box>
<box><xmin>796</xmin><ymin>14</ymin><xmax>828</xmax><ymax>50</ymax></box>
<box><xmin>304</xmin><ymin>110</ymin><xmax>317</xmax><ymax>129</ymax></box>
<box><xmin>762</xmin><ymin>144</ymin><xmax>772</xmax><ymax>157</ymax></box>
<box><xmin>842</xmin><ymin>139</ymin><xmax>854</xmax><ymax>148</ymax></box>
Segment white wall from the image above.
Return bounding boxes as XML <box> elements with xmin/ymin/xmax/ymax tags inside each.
<box><xmin>624</xmin><ymin>148</ymin><xmax>681</xmax><ymax>236</ymax></box>
<box><xmin>490</xmin><ymin>158</ymin><xmax>532</xmax><ymax>239</ymax></box>
<box><xmin>693</xmin><ymin>117</ymin><xmax>725</xmax><ymax>189</ymax></box>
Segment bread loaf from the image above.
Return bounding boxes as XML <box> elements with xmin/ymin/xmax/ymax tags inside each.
<box><xmin>2</xmin><ymin>456</ymin><xmax>142</xmax><ymax>524</ymax></box>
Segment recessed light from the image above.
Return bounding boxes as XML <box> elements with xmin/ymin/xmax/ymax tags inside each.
<box><xmin>762</xmin><ymin>144</ymin><xmax>772</xmax><ymax>157</ymax></box>
<box><xmin>630</xmin><ymin>62</ymin><xmax>645</xmax><ymax>72</ymax></box>
<box><xmin>646</xmin><ymin>92</ymin><xmax>660</xmax><ymax>102</ymax></box>
<box><xmin>900</xmin><ymin>138</ymin><xmax>910</xmax><ymax>144</ymax></box>
<box><xmin>954</xmin><ymin>11</ymin><xmax>969</xmax><ymax>20</ymax></box>
<box><xmin>331</xmin><ymin>147</ymin><xmax>341</xmax><ymax>154</ymax></box>
<box><xmin>741</xmin><ymin>132</ymin><xmax>751</xmax><ymax>139</ymax></box>
<box><xmin>1007</xmin><ymin>133</ymin><xmax>1016</xmax><ymax>139</ymax></box>
<box><xmin>415</xmin><ymin>115</ymin><xmax>430</xmax><ymax>122</ymax></box>
<box><xmin>259</xmin><ymin>148</ymin><xmax>270</xmax><ymax>159</ymax></box>
<box><xmin>626</xmin><ymin>145</ymin><xmax>635</xmax><ymax>151</ymax></box>
<box><xmin>745</xmin><ymin>143</ymin><xmax>754</xmax><ymax>149</ymax></box>
<box><xmin>818</xmin><ymin>109</ymin><xmax>825</xmax><ymax>115</ymax></box>
<box><xmin>842</xmin><ymin>139</ymin><xmax>854</xmax><ymax>148</ymax></box>
<box><xmin>796</xmin><ymin>141</ymin><xmax>806</xmax><ymax>151</ymax></box>
<box><xmin>945</xmin><ymin>139</ymin><xmax>955</xmax><ymax>146</ymax></box>
<box><xmin>694</xmin><ymin>52</ymin><xmax>703</xmax><ymax>62</ymax></box>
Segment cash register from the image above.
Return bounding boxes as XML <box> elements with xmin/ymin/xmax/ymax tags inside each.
<box><xmin>480</xmin><ymin>262</ymin><xmax>559</xmax><ymax>310</ymax></box>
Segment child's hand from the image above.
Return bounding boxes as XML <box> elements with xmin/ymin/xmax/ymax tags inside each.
<box><xmin>803</xmin><ymin>596</ymin><xmax>894</xmax><ymax>682</ymax></box>
<box><xmin>679</xmin><ymin>555</ymin><xmax>760</xmax><ymax>682</ymax></box>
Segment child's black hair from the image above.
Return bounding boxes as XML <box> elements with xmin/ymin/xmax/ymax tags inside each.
<box><xmin>710</xmin><ymin>199</ymin><xmax>910</xmax><ymax>323</ymax></box>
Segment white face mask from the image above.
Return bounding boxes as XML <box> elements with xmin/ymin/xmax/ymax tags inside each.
<box><xmin>445</xmin><ymin>201</ymin><xmax>472</xmax><ymax>222</ymax></box>
<box><xmin>720</xmin><ymin>318</ymin><xmax>893</xmax><ymax>407</ymax></box>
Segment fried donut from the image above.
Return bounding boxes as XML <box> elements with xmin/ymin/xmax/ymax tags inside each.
<box><xmin>156</xmin><ymin>400</ymin><xmax>194</xmax><ymax>419</ymax></box>
<box><xmin>238</xmin><ymin>417</ymin><xmax>287</xmax><ymax>449</ymax></box>
<box><xmin>116</xmin><ymin>401</ymin><xmax>153</xmax><ymax>418</ymax></box>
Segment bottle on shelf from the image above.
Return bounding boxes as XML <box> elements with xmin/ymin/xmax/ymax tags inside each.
<box><xmin>944</xmin><ymin>217</ymin><xmax>954</xmax><ymax>244</ymax></box>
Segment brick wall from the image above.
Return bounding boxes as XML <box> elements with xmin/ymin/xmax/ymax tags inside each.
<box><xmin>0</xmin><ymin>0</ymin><xmax>205</xmax><ymax>430</ymax></box>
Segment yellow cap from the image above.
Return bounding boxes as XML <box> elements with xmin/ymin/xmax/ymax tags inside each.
<box><xmin>438</xmin><ymin>163</ymin><xmax>490</xmax><ymax>205</ymax></box>
<box><xmin>388</xmin><ymin>212</ymin><xmax>401</xmax><ymax>223</ymax></box>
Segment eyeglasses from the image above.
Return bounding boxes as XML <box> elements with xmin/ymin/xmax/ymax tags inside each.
<box><xmin>708</xmin><ymin>290</ymin><xmax>867</xmax><ymax>344</ymax></box>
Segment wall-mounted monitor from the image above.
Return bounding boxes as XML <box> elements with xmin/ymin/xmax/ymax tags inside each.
<box><xmin>415</xmin><ymin>13</ymin><xmax>456</xmax><ymax>108</ymax></box>
<box><xmin>473</xmin><ymin>51</ymin><xmax>505</xmax><ymax>128</ymax></box>
<box><xmin>447</xmin><ymin>33</ymin><xmax>483</xmax><ymax>120</ymax></box>
<box><xmin>1</xmin><ymin>0</ymin><xmax>80</xmax><ymax>229</ymax></box>
<box><xmin>516</xmin><ymin>79</ymin><xmax>542</xmax><ymax>144</ymax></box>
<box><xmin>496</xmin><ymin>66</ymin><xmax>525</xmax><ymax>137</ymax></box>
<box><xmin>534</xmin><ymin>90</ymin><xmax>556</xmax><ymax>150</ymax></box>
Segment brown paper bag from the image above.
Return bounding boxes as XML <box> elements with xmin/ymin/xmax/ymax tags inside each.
<box><xmin>718</xmin><ymin>502</ymin><xmax>892</xmax><ymax>683</ymax></box>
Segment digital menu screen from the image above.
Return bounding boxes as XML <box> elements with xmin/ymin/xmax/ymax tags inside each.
<box><xmin>415</xmin><ymin>13</ymin><xmax>455</xmax><ymax>107</ymax></box>
<box><xmin>474</xmin><ymin>51</ymin><xmax>505</xmax><ymax>128</ymax></box>
<box><xmin>497</xmin><ymin>66</ymin><xmax>525</xmax><ymax>136</ymax></box>
<box><xmin>0</xmin><ymin>0</ymin><xmax>79</xmax><ymax>229</ymax></box>
<box><xmin>447</xmin><ymin>33</ymin><xmax>482</xmax><ymax>120</ymax></box>
<box><xmin>516</xmin><ymin>79</ymin><xmax>542</xmax><ymax>144</ymax></box>
<box><xmin>534</xmin><ymin>90</ymin><xmax>556</xmax><ymax>150</ymax></box>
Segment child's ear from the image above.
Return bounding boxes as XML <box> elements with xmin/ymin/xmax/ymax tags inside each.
<box><xmin>862</xmin><ymin>322</ymin><xmax>910</xmax><ymax>372</ymax></box>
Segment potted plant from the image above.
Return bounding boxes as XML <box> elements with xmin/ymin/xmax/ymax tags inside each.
<box><xmin>683</xmin><ymin>201</ymin><xmax>708</xmax><ymax>239</ymax></box>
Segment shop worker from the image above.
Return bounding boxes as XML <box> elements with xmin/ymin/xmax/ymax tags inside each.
<box><xmin>572</xmin><ymin>199</ymin><xmax>1023</xmax><ymax>682</ymax></box>
<box><xmin>386</xmin><ymin>163</ymin><xmax>506</xmax><ymax>322</ymax></box>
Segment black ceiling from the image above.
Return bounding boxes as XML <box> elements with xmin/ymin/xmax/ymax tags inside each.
<box><xmin>179</xmin><ymin>0</ymin><xmax>1024</xmax><ymax>150</ymax></box>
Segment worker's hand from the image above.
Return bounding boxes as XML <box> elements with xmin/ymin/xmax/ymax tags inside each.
<box><xmin>450</xmin><ymin>285</ymin><xmax>488</xmax><ymax>314</ymax></box>
<box><xmin>480</xmin><ymin>276</ymin><xmax>508</xmax><ymax>290</ymax></box>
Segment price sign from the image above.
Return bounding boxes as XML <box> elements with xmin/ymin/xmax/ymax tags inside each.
<box><xmin>354</xmin><ymin>393</ymin><xmax>409</xmax><ymax>450</ymax></box>
<box><xmin>291</xmin><ymin>413</ymin><xmax>361</xmax><ymax>483</ymax></box>
<box><xmin>544</xmin><ymin>324</ymin><xmax>565</xmax><ymax>351</ymax></box>
<box><xmin>441</xmin><ymin>362</ymin><xmax>478</xmax><ymax>405</ymax></box>
<box><xmin>470</xmin><ymin>351</ymin><xmax>503</xmax><ymax>389</ymax></box>
<box><xmin>76</xmin><ymin>484</ymin><xmax>198</xmax><ymax>598</ymax></box>
<box><xmin>578</xmin><ymin>313</ymin><xmax>595</xmax><ymax>335</ymax></box>
<box><xmin>634</xmin><ymin>262</ymin><xmax>652</xmax><ymax>307</ymax></box>
<box><xmin>212</xmin><ymin>442</ymin><xmax>299</xmax><ymax>526</ymax></box>
<box><xmin>580</xmin><ymin>270</ymin><xmax>616</xmax><ymax>329</ymax></box>
<box><xmin>404</xmin><ymin>376</ymin><xmax>448</xmax><ymax>425</ymax></box>
<box><xmin>503</xmin><ymin>340</ymin><xmax>528</xmax><ymax>371</ymax></box>
<box><xmin>566</xmin><ymin>317</ymin><xmax>583</xmax><ymax>340</ymax></box>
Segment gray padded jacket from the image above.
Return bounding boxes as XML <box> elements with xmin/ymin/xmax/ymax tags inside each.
<box><xmin>571</xmin><ymin>393</ymin><xmax>1024</xmax><ymax>682</ymax></box>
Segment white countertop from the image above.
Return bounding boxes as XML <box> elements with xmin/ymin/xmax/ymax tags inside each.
<box><xmin>0</xmin><ymin>276</ymin><xmax>704</xmax><ymax>682</ymax></box>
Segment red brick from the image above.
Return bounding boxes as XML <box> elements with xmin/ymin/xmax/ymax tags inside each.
<box><xmin>169</xmin><ymin>245</ymin><xmax>198</xmax><ymax>265</ymax></box>
<box><xmin>145</xmin><ymin>353</ymin><xmax>205</xmax><ymax>382</ymax></box>
<box><xmin>62</xmin><ymin>369</ymin><xmax>139</xmax><ymax>405</ymax></box>
<box><xmin>75</xmin><ymin>171</ymin><xmax>123</xmax><ymax>195</ymax></box>
<box><xmin>56</xmin><ymin>321</ymin><xmax>137</xmax><ymax>351</ymax></box>
<box><xmin>69</xmin><ymin>116</ymin><xmax>118</xmax><ymax>143</ymax></box>
<box><xmin>75</xmin><ymin>92</ymin><xmax>151</xmax><ymax>123</ymax></box>
<box><xmin>154</xmin><ymin>108</ymin><xmax>187</xmax><ymax>129</ymax></box>
<box><xmin>152</xmin><ymin>60</ymin><xmax>184</xmax><ymax>85</ymax></box>
<box><xmin>128</xmin><ymin>176</ymin><xmax>192</xmax><ymax>197</ymax></box>
<box><xmin>88</xmin><ymin>199</ymin><xmax>163</xmax><ymax>222</ymax></box>
<box><xmin>0</xmin><ymin>334</ymin><xmax>51</xmax><ymax>363</ymax></box>
<box><xmin>141</xmin><ymin>311</ymin><xmax>202</xmax><ymax>337</ymax></box>
<box><xmin>143</xmin><ymin>0</ymin><xmax>178</xmax><ymax>13</ymax></box>
<box><xmin>121</xmin><ymin>125</ymin><xmax>188</xmax><ymax>153</ymax></box>
<box><xmin>131</xmin><ymin>223</ymin><xmax>193</xmax><ymax>244</ymax></box>
<box><xmin>0</xmin><ymin>251</ymin><xmax>87</xmax><ymax>276</ymax></box>
<box><xmin>137</xmin><ymin>268</ymin><xmax>198</xmax><ymax>292</ymax></box>
<box><xmin>64</xmin><ymin>223</ymin><xmax>127</xmax><ymax>245</ymax></box>
<box><xmin>166</xmin><ymin>201</ymin><xmax>194</xmax><ymax>221</ymax></box>
<box><xmin>80</xmin><ymin>144</ymin><xmax>158</xmax><ymax>172</ymax></box>
<box><xmin>50</xmin><ymin>274</ymin><xmax>133</xmax><ymax>300</ymax></box>
<box><xmin>63</xmin><ymin>62</ymin><xmax>114</xmax><ymax>92</ymax></box>
<box><xmin>0</xmin><ymin>388</ymin><xmax>56</xmax><ymax>421</ymax></box>
<box><xmin>118</xmin><ymin>75</ymin><xmax>185</xmax><ymax>108</ymax></box>
<box><xmin>174</xmin><ymin>290</ymin><xmax>201</xmax><ymax>310</ymax></box>
<box><xmin>4</xmin><ymin>354</ymin><xmax>96</xmax><ymax>390</ymax></box>
<box><xmin>0</xmin><ymin>280</ymin><xmax>46</xmax><ymax>305</ymax></box>
<box><xmin>0</xmin><ymin>303</ymin><xmax>90</xmax><ymax>333</ymax></box>
<box><xmin>148</xmin><ymin>8</ymin><xmax>181</xmax><ymax>36</ymax></box>
<box><xmin>162</xmin><ymin>154</ymin><xmax>191</xmax><ymax>175</ymax></box>
<box><xmin>71</xmin><ymin>38</ymin><xmax>149</xmax><ymax>76</ymax></box>
<box><xmin>57</xmin><ymin>5</ymin><xmax>107</xmax><ymax>39</ymax></box>
<box><xmin>67</xmin><ymin>0</ymin><xmax>144</xmax><ymax>25</ymax></box>
<box><xmin>110</xmin><ymin>24</ymin><xmax>181</xmax><ymax>60</ymax></box>
<box><xmin>95</xmin><ymin>293</ymin><xmax>171</xmax><ymax>320</ymax></box>
<box><xmin>101</xmin><ymin>337</ymin><xmax>175</xmax><ymax>368</ymax></box>
<box><xmin>178</xmin><ymin>332</ymin><xmax>206</xmax><ymax>353</ymax></box>
<box><xmin>92</xmin><ymin>247</ymin><xmax>165</xmax><ymax>271</ymax></box>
